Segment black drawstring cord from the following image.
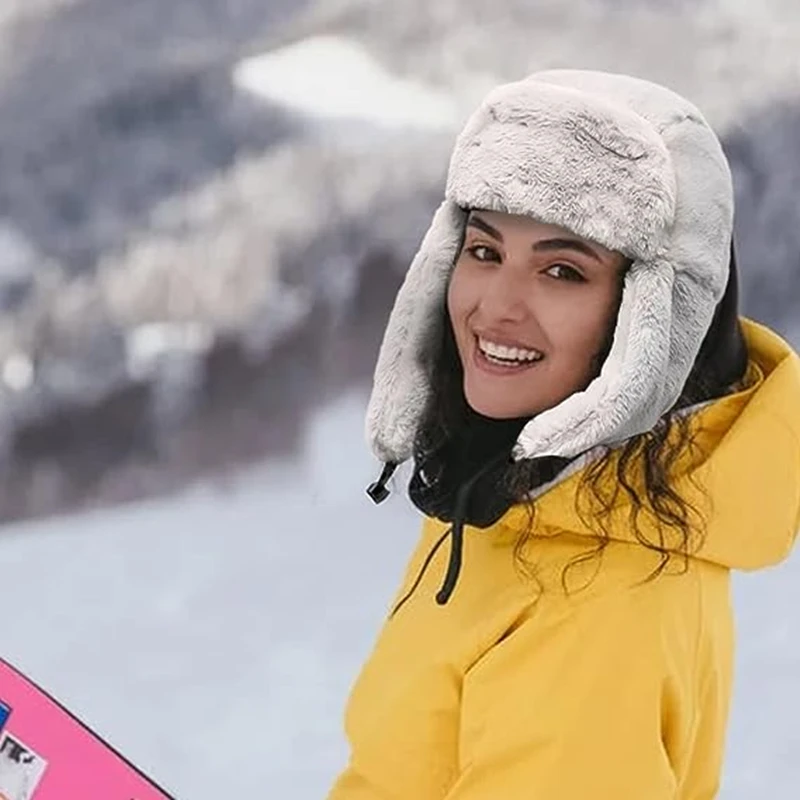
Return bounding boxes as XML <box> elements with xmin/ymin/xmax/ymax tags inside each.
<box><xmin>435</xmin><ymin>450</ymin><xmax>510</xmax><ymax>606</ymax></box>
<box><xmin>375</xmin><ymin>450</ymin><xmax>511</xmax><ymax>615</ymax></box>
<box><xmin>435</xmin><ymin>503</ymin><xmax>467</xmax><ymax>605</ymax></box>
<box><xmin>389</xmin><ymin>527</ymin><xmax>453</xmax><ymax>619</ymax></box>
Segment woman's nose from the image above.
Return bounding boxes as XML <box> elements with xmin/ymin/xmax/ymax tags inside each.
<box><xmin>479</xmin><ymin>270</ymin><xmax>529</xmax><ymax>321</ymax></box>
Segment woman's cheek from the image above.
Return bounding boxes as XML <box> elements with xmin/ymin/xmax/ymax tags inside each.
<box><xmin>447</xmin><ymin>266</ymin><xmax>475</xmax><ymax>321</ymax></box>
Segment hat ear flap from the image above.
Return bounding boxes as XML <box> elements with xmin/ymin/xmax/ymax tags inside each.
<box><xmin>365</xmin><ymin>199</ymin><xmax>467</xmax><ymax>464</ymax></box>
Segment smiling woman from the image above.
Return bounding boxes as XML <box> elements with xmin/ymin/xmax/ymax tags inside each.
<box><xmin>328</xmin><ymin>69</ymin><xmax>800</xmax><ymax>800</ymax></box>
<box><xmin>448</xmin><ymin>210</ymin><xmax>630</xmax><ymax>419</ymax></box>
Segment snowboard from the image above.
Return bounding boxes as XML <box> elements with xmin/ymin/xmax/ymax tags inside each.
<box><xmin>0</xmin><ymin>658</ymin><xmax>176</xmax><ymax>799</ymax></box>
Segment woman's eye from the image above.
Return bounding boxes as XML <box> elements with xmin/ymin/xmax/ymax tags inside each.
<box><xmin>546</xmin><ymin>264</ymin><xmax>585</xmax><ymax>282</ymax></box>
<box><xmin>465</xmin><ymin>244</ymin><xmax>500</xmax><ymax>262</ymax></box>
<box><xmin>462</xmin><ymin>247</ymin><xmax>585</xmax><ymax>281</ymax></box>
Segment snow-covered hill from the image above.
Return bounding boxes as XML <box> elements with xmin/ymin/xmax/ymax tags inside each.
<box><xmin>0</xmin><ymin>389</ymin><xmax>796</xmax><ymax>798</ymax></box>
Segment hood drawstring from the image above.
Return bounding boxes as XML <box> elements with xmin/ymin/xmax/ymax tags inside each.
<box><xmin>435</xmin><ymin>451</ymin><xmax>509</xmax><ymax>605</ymax></box>
<box><xmin>378</xmin><ymin>450</ymin><xmax>511</xmax><ymax>618</ymax></box>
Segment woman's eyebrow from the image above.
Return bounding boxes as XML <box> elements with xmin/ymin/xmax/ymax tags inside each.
<box><xmin>532</xmin><ymin>238</ymin><xmax>603</xmax><ymax>263</ymax></box>
<box><xmin>467</xmin><ymin>214</ymin><xmax>604</xmax><ymax>263</ymax></box>
<box><xmin>466</xmin><ymin>214</ymin><xmax>503</xmax><ymax>241</ymax></box>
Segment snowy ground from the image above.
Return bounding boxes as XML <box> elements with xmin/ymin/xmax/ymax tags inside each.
<box><xmin>0</xmin><ymin>388</ymin><xmax>796</xmax><ymax>798</ymax></box>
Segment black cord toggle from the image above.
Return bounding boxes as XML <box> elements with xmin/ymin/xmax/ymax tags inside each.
<box><xmin>366</xmin><ymin>461</ymin><xmax>398</xmax><ymax>504</ymax></box>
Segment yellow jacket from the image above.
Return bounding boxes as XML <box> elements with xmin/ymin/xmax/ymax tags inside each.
<box><xmin>328</xmin><ymin>318</ymin><xmax>800</xmax><ymax>799</ymax></box>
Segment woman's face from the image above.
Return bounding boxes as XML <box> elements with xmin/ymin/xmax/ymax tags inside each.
<box><xmin>447</xmin><ymin>209</ymin><xmax>629</xmax><ymax>420</ymax></box>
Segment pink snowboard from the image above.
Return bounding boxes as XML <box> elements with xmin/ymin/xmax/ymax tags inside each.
<box><xmin>0</xmin><ymin>658</ymin><xmax>175</xmax><ymax>799</ymax></box>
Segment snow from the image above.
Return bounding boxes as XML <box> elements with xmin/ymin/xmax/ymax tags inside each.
<box><xmin>0</xmin><ymin>387</ymin><xmax>796</xmax><ymax>798</ymax></box>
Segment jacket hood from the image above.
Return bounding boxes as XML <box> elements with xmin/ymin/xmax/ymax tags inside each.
<box><xmin>501</xmin><ymin>318</ymin><xmax>800</xmax><ymax>572</ymax></box>
<box><xmin>365</xmin><ymin>69</ymin><xmax>735</xmax><ymax>468</ymax></box>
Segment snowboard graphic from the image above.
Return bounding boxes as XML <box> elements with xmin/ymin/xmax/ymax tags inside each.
<box><xmin>0</xmin><ymin>658</ymin><xmax>176</xmax><ymax>799</ymax></box>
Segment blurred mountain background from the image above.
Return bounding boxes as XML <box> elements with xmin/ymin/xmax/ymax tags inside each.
<box><xmin>0</xmin><ymin>0</ymin><xmax>797</xmax><ymax>520</ymax></box>
<box><xmin>0</xmin><ymin>1</ymin><xmax>797</xmax><ymax>797</ymax></box>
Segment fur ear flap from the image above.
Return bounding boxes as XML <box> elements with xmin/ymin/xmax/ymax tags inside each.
<box><xmin>365</xmin><ymin>199</ymin><xmax>466</xmax><ymax>463</ymax></box>
<box><xmin>512</xmin><ymin>258</ymin><xmax>676</xmax><ymax>459</ymax></box>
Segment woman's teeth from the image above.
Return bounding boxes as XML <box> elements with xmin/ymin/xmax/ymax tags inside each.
<box><xmin>478</xmin><ymin>337</ymin><xmax>543</xmax><ymax>364</ymax></box>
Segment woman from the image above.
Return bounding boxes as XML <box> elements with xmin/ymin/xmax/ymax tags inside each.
<box><xmin>327</xmin><ymin>70</ymin><xmax>800</xmax><ymax>798</ymax></box>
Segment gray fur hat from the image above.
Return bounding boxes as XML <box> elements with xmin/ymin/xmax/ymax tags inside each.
<box><xmin>365</xmin><ymin>69</ymin><xmax>734</xmax><ymax>466</ymax></box>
